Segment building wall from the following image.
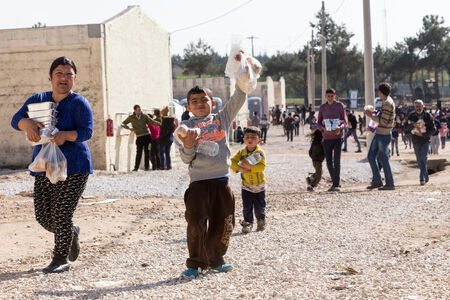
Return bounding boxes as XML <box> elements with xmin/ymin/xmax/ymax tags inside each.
<box><xmin>103</xmin><ymin>6</ymin><xmax>172</xmax><ymax>171</ymax></box>
<box><xmin>0</xmin><ymin>6</ymin><xmax>172</xmax><ymax>172</ymax></box>
<box><xmin>172</xmin><ymin>77</ymin><xmax>231</xmax><ymax>104</ymax></box>
<box><xmin>274</xmin><ymin>76</ymin><xmax>286</xmax><ymax>109</ymax></box>
<box><xmin>0</xmin><ymin>25</ymin><xmax>104</xmax><ymax>169</ymax></box>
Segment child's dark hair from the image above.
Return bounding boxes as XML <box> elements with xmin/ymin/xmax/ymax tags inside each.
<box><xmin>187</xmin><ymin>85</ymin><xmax>213</xmax><ymax>103</ymax></box>
<box><xmin>49</xmin><ymin>56</ymin><xmax>77</xmax><ymax>78</ymax></box>
<box><xmin>244</xmin><ymin>126</ymin><xmax>261</xmax><ymax>137</ymax></box>
<box><xmin>306</xmin><ymin>129</ymin><xmax>323</xmax><ymax>145</ymax></box>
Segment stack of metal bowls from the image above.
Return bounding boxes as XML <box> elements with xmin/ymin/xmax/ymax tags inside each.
<box><xmin>26</xmin><ymin>102</ymin><xmax>57</xmax><ymax>145</ymax></box>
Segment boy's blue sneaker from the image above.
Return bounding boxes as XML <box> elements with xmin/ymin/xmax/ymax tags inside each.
<box><xmin>181</xmin><ymin>268</ymin><xmax>199</xmax><ymax>278</ymax></box>
<box><xmin>213</xmin><ymin>263</ymin><xmax>233</xmax><ymax>273</ymax></box>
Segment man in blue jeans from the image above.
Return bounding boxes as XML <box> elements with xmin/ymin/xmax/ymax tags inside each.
<box><xmin>407</xmin><ymin>100</ymin><xmax>435</xmax><ymax>185</ymax></box>
<box><xmin>365</xmin><ymin>83</ymin><xmax>396</xmax><ymax>190</ymax></box>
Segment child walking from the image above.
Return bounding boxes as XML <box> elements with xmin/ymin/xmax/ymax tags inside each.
<box><xmin>306</xmin><ymin>129</ymin><xmax>325</xmax><ymax>191</ymax></box>
<box><xmin>177</xmin><ymin>85</ymin><xmax>247</xmax><ymax>278</ymax></box>
<box><xmin>230</xmin><ymin>126</ymin><xmax>266</xmax><ymax>234</ymax></box>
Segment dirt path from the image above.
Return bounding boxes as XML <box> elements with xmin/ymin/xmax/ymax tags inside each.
<box><xmin>0</xmin><ymin>126</ymin><xmax>449</xmax><ymax>299</ymax></box>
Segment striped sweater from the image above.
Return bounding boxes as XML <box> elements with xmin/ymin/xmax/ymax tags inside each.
<box><xmin>369</xmin><ymin>96</ymin><xmax>395</xmax><ymax>135</ymax></box>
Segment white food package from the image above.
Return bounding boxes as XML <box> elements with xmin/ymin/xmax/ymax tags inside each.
<box><xmin>225</xmin><ymin>36</ymin><xmax>262</xmax><ymax>94</ymax></box>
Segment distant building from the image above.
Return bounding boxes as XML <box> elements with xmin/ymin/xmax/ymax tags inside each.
<box><xmin>0</xmin><ymin>6</ymin><xmax>172</xmax><ymax>171</ymax></box>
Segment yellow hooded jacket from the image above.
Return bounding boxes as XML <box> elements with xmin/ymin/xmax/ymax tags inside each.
<box><xmin>230</xmin><ymin>145</ymin><xmax>266</xmax><ymax>188</ymax></box>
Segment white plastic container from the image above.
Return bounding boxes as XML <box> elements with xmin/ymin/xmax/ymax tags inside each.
<box><xmin>27</xmin><ymin>102</ymin><xmax>56</xmax><ymax>111</ymax></box>
<box><xmin>196</xmin><ymin>140</ymin><xmax>219</xmax><ymax>156</ymax></box>
<box><xmin>27</xmin><ymin>109</ymin><xmax>55</xmax><ymax>118</ymax></box>
<box><xmin>246</xmin><ymin>153</ymin><xmax>264</xmax><ymax>165</ymax></box>
<box><xmin>31</xmin><ymin>115</ymin><xmax>56</xmax><ymax>123</ymax></box>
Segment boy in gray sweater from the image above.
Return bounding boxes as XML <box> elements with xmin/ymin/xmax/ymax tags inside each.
<box><xmin>178</xmin><ymin>85</ymin><xmax>246</xmax><ymax>278</ymax></box>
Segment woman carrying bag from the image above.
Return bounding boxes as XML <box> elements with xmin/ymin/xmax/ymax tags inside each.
<box><xmin>11</xmin><ymin>56</ymin><xmax>93</xmax><ymax>273</ymax></box>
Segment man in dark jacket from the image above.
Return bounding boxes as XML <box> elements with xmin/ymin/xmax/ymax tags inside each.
<box><xmin>284</xmin><ymin>113</ymin><xmax>295</xmax><ymax>142</ymax></box>
<box><xmin>406</xmin><ymin>100</ymin><xmax>435</xmax><ymax>185</ymax></box>
<box><xmin>342</xmin><ymin>109</ymin><xmax>362</xmax><ymax>152</ymax></box>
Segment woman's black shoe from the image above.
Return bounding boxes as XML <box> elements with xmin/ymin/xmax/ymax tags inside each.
<box><xmin>69</xmin><ymin>224</ymin><xmax>80</xmax><ymax>262</ymax></box>
<box><xmin>42</xmin><ymin>257</ymin><xmax>69</xmax><ymax>274</ymax></box>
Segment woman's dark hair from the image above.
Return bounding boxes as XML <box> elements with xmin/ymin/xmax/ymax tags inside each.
<box><xmin>244</xmin><ymin>126</ymin><xmax>261</xmax><ymax>137</ymax></box>
<box><xmin>378</xmin><ymin>82</ymin><xmax>391</xmax><ymax>96</ymax></box>
<box><xmin>49</xmin><ymin>56</ymin><xmax>77</xmax><ymax>78</ymax></box>
<box><xmin>306</xmin><ymin>129</ymin><xmax>323</xmax><ymax>145</ymax></box>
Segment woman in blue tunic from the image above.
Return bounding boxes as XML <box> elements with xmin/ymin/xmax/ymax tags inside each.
<box><xmin>11</xmin><ymin>56</ymin><xmax>93</xmax><ymax>273</ymax></box>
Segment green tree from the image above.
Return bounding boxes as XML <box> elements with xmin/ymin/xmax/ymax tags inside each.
<box><xmin>32</xmin><ymin>22</ymin><xmax>46</xmax><ymax>28</ymax></box>
<box><xmin>392</xmin><ymin>36</ymin><xmax>426</xmax><ymax>98</ymax></box>
<box><xmin>418</xmin><ymin>15</ymin><xmax>450</xmax><ymax>98</ymax></box>
<box><xmin>182</xmin><ymin>39</ymin><xmax>217</xmax><ymax>78</ymax></box>
<box><xmin>311</xmin><ymin>10</ymin><xmax>363</xmax><ymax>96</ymax></box>
<box><xmin>261</xmin><ymin>51</ymin><xmax>307</xmax><ymax>98</ymax></box>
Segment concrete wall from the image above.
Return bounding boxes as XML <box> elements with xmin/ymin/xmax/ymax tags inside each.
<box><xmin>172</xmin><ymin>77</ymin><xmax>231</xmax><ymax>104</ymax></box>
<box><xmin>248</xmin><ymin>77</ymin><xmax>276</xmax><ymax>117</ymax></box>
<box><xmin>0</xmin><ymin>6</ymin><xmax>172</xmax><ymax>172</ymax></box>
<box><xmin>274</xmin><ymin>76</ymin><xmax>286</xmax><ymax>109</ymax></box>
<box><xmin>0</xmin><ymin>25</ymin><xmax>104</xmax><ymax>169</ymax></box>
<box><xmin>102</xmin><ymin>6</ymin><xmax>172</xmax><ymax>171</ymax></box>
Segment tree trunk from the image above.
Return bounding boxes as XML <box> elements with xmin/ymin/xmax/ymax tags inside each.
<box><xmin>303</xmin><ymin>68</ymin><xmax>308</xmax><ymax>106</ymax></box>
<box><xmin>434</xmin><ymin>68</ymin><xmax>441</xmax><ymax>99</ymax></box>
<box><xmin>408</xmin><ymin>72</ymin><xmax>415</xmax><ymax>100</ymax></box>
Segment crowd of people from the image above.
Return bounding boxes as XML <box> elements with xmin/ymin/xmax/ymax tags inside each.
<box><xmin>8</xmin><ymin>56</ymin><xmax>449</xmax><ymax>279</ymax></box>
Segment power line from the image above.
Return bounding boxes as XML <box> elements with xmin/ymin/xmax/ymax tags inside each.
<box><xmin>285</xmin><ymin>26</ymin><xmax>309</xmax><ymax>50</ymax></box>
<box><xmin>285</xmin><ymin>0</ymin><xmax>346</xmax><ymax>51</ymax></box>
<box><xmin>330</xmin><ymin>0</ymin><xmax>345</xmax><ymax>15</ymax></box>
<box><xmin>169</xmin><ymin>0</ymin><xmax>254</xmax><ymax>35</ymax></box>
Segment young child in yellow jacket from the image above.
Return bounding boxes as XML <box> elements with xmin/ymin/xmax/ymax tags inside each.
<box><xmin>230</xmin><ymin>126</ymin><xmax>266</xmax><ymax>233</ymax></box>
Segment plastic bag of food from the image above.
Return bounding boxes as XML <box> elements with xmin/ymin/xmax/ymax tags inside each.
<box><xmin>28</xmin><ymin>142</ymin><xmax>67</xmax><ymax>184</ymax></box>
<box><xmin>225</xmin><ymin>37</ymin><xmax>262</xmax><ymax>94</ymax></box>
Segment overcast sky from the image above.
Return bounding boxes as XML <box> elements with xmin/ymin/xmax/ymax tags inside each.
<box><xmin>1</xmin><ymin>0</ymin><xmax>449</xmax><ymax>56</ymax></box>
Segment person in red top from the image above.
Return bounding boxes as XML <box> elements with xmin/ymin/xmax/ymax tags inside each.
<box><xmin>148</xmin><ymin>109</ymin><xmax>161</xmax><ymax>170</ymax></box>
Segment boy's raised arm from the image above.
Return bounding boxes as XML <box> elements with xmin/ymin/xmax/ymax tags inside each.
<box><xmin>218</xmin><ymin>86</ymin><xmax>246</xmax><ymax>129</ymax></box>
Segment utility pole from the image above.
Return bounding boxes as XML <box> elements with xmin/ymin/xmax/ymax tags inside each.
<box><xmin>307</xmin><ymin>46</ymin><xmax>311</xmax><ymax>108</ymax></box>
<box><xmin>363</xmin><ymin>0</ymin><xmax>375</xmax><ymax>106</ymax></box>
<box><xmin>311</xmin><ymin>30</ymin><xmax>316</xmax><ymax>110</ymax></box>
<box><xmin>247</xmin><ymin>35</ymin><xmax>258</xmax><ymax>57</ymax></box>
<box><xmin>321</xmin><ymin>1</ymin><xmax>327</xmax><ymax>104</ymax></box>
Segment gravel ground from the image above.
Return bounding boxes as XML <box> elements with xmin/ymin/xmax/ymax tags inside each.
<box><xmin>0</xmin><ymin>126</ymin><xmax>448</xmax><ymax>299</ymax></box>
<box><xmin>0</xmin><ymin>127</ymin><xmax>406</xmax><ymax>197</ymax></box>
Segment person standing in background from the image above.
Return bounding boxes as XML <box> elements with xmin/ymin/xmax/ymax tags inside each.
<box><xmin>122</xmin><ymin>105</ymin><xmax>160</xmax><ymax>171</ymax></box>
<box><xmin>158</xmin><ymin>106</ymin><xmax>175</xmax><ymax>170</ymax></box>
<box><xmin>342</xmin><ymin>109</ymin><xmax>362</xmax><ymax>153</ymax></box>
<box><xmin>406</xmin><ymin>100</ymin><xmax>435</xmax><ymax>185</ymax></box>
<box><xmin>250</xmin><ymin>111</ymin><xmax>260</xmax><ymax>127</ymax></box>
<box><xmin>358</xmin><ymin>115</ymin><xmax>364</xmax><ymax>135</ymax></box>
<box><xmin>430</xmin><ymin>114</ymin><xmax>441</xmax><ymax>155</ymax></box>
<box><xmin>259</xmin><ymin>114</ymin><xmax>270</xmax><ymax>144</ymax></box>
<box><xmin>284</xmin><ymin>113</ymin><xmax>295</xmax><ymax>142</ymax></box>
<box><xmin>148</xmin><ymin>109</ymin><xmax>161</xmax><ymax>170</ymax></box>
